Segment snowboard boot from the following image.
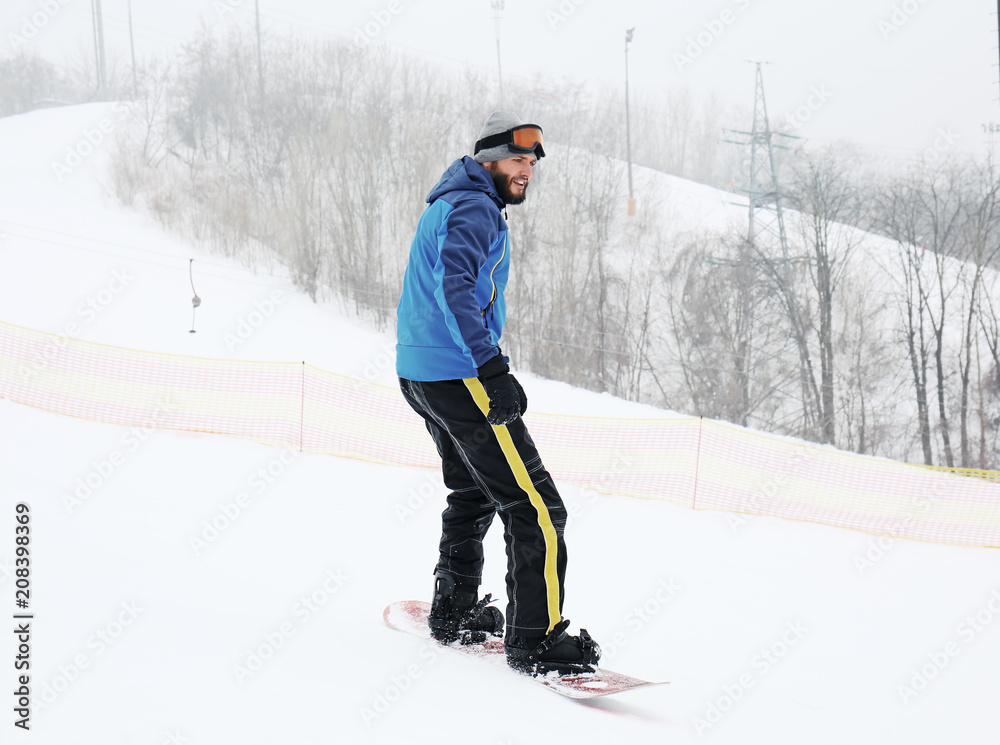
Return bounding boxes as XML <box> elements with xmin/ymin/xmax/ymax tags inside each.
<box><xmin>427</xmin><ymin>571</ymin><xmax>504</xmax><ymax>645</ymax></box>
<box><xmin>505</xmin><ymin>619</ymin><xmax>601</xmax><ymax>676</ymax></box>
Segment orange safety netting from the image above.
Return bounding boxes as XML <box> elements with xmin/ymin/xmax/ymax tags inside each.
<box><xmin>1</xmin><ymin>319</ymin><xmax>998</xmax><ymax>547</ymax></box>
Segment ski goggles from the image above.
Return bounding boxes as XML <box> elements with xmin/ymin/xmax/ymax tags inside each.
<box><xmin>474</xmin><ymin>124</ymin><xmax>545</xmax><ymax>159</ymax></box>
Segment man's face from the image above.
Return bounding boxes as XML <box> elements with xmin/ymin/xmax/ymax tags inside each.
<box><xmin>484</xmin><ymin>155</ymin><xmax>536</xmax><ymax>205</ymax></box>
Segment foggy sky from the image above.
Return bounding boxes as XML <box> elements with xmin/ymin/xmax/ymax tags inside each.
<box><xmin>4</xmin><ymin>0</ymin><xmax>997</xmax><ymax>157</ymax></box>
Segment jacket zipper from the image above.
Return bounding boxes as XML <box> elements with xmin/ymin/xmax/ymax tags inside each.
<box><xmin>481</xmin><ymin>232</ymin><xmax>507</xmax><ymax>321</ymax></box>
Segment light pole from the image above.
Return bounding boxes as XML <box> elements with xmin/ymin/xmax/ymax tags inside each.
<box><xmin>127</xmin><ymin>0</ymin><xmax>137</xmax><ymax>98</ymax></box>
<box><xmin>255</xmin><ymin>0</ymin><xmax>264</xmax><ymax>99</ymax></box>
<box><xmin>625</xmin><ymin>27</ymin><xmax>636</xmax><ymax>217</ymax></box>
<box><xmin>91</xmin><ymin>0</ymin><xmax>107</xmax><ymax>97</ymax></box>
<box><xmin>491</xmin><ymin>0</ymin><xmax>505</xmax><ymax>107</ymax></box>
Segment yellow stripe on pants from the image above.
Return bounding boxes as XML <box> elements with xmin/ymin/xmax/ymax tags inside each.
<box><xmin>463</xmin><ymin>377</ymin><xmax>562</xmax><ymax>633</ymax></box>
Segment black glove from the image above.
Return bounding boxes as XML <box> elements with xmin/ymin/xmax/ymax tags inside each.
<box><xmin>511</xmin><ymin>375</ymin><xmax>528</xmax><ymax>416</ymax></box>
<box><xmin>477</xmin><ymin>353</ymin><xmax>527</xmax><ymax>426</ymax></box>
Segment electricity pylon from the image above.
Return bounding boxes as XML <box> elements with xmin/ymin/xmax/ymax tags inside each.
<box><xmin>724</xmin><ymin>62</ymin><xmax>798</xmax><ymax>263</ymax></box>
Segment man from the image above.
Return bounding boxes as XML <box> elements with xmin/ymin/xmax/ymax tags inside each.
<box><xmin>395</xmin><ymin>111</ymin><xmax>600</xmax><ymax>676</ymax></box>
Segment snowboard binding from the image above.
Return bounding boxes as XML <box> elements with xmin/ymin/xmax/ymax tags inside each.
<box><xmin>505</xmin><ymin>619</ymin><xmax>601</xmax><ymax>676</ymax></box>
<box><xmin>427</xmin><ymin>571</ymin><xmax>504</xmax><ymax>645</ymax></box>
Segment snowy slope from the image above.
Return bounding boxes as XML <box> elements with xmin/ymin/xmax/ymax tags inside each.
<box><xmin>2</xmin><ymin>105</ymin><xmax>1000</xmax><ymax>744</ymax></box>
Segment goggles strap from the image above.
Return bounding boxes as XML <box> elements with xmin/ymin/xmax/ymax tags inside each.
<box><xmin>475</xmin><ymin>131</ymin><xmax>513</xmax><ymax>154</ymax></box>
<box><xmin>474</xmin><ymin>126</ymin><xmax>544</xmax><ymax>156</ymax></box>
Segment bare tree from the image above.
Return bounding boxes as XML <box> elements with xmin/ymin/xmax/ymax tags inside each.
<box><xmin>105</xmin><ymin>18</ymin><xmax>1000</xmax><ymax>471</ymax></box>
<box><xmin>875</xmin><ymin>175</ymin><xmax>935</xmax><ymax>465</ymax></box>
<box><xmin>663</xmin><ymin>231</ymin><xmax>791</xmax><ymax>427</ymax></box>
<box><xmin>0</xmin><ymin>52</ymin><xmax>62</xmax><ymax>115</ymax></box>
<box><xmin>782</xmin><ymin>146</ymin><xmax>867</xmax><ymax>445</ymax></box>
<box><xmin>979</xmin><ymin>277</ymin><xmax>1000</xmax><ymax>467</ymax></box>
<box><xmin>957</xmin><ymin>160</ymin><xmax>1000</xmax><ymax>466</ymax></box>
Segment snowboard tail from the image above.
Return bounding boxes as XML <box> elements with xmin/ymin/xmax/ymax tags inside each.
<box><xmin>383</xmin><ymin>600</ymin><xmax>668</xmax><ymax>700</ymax></box>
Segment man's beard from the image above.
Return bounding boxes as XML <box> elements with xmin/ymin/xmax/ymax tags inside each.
<box><xmin>490</xmin><ymin>170</ymin><xmax>528</xmax><ymax>206</ymax></box>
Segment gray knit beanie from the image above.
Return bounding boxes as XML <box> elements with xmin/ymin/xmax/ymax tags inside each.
<box><xmin>473</xmin><ymin>111</ymin><xmax>544</xmax><ymax>163</ymax></box>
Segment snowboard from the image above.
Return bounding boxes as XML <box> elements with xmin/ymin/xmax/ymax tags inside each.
<box><xmin>383</xmin><ymin>600</ymin><xmax>668</xmax><ymax>700</ymax></box>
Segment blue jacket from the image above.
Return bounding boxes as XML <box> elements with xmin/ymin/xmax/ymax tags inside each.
<box><xmin>396</xmin><ymin>157</ymin><xmax>509</xmax><ymax>381</ymax></box>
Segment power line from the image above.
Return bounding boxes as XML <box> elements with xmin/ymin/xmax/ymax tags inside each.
<box><xmin>0</xmin><ymin>219</ymin><xmax>292</xmax><ymax>292</ymax></box>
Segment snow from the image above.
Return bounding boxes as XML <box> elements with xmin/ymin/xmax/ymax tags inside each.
<box><xmin>2</xmin><ymin>105</ymin><xmax>1000</xmax><ymax>744</ymax></box>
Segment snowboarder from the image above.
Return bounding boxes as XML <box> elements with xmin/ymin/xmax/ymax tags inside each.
<box><xmin>395</xmin><ymin>111</ymin><xmax>601</xmax><ymax>676</ymax></box>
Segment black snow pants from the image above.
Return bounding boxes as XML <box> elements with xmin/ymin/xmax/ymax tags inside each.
<box><xmin>399</xmin><ymin>376</ymin><xmax>567</xmax><ymax>637</ymax></box>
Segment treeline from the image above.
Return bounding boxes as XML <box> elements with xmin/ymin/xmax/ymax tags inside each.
<box><xmin>8</xmin><ymin>23</ymin><xmax>998</xmax><ymax>469</ymax></box>
<box><xmin>656</xmin><ymin>151</ymin><xmax>1000</xmax><ymax>469</ymax></box>
<box><xmin>0</xmin><ymin>52</ymin><xmax>82</xmax><ymax>116</ymax></box>
<box><xmin>102</xmin><ymin>26</ymin><xmax>741</xmax><ymax>384</ymax></box>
